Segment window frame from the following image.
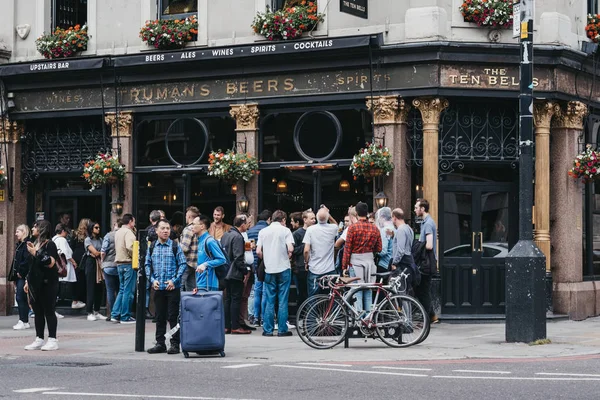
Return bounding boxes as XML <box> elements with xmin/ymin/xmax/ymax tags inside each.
<box><xmin>158</xmin><ymin>0</ymin><xmax>198</xmax><ymax>20</ymax></box>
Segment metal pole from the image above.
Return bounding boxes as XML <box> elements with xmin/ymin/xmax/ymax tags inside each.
<box><xmin>505</xmin><ymin>0</ymin><xmax>546</xmax><ymax>343</ymax></box>
<box><xmin>135</xmin><ymin>238</ymin><xmax>147</xmax><ymax>352</ymax></box>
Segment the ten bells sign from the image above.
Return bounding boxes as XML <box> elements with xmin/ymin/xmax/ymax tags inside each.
<box><xmin>11</xmin><ymin>64</ymin><xmax>558</xmax><ymax>113</ymax></box>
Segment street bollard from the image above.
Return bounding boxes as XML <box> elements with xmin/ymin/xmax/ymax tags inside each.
<box><xmin>133</xmin><ymin>240</ymin><xmax>146</xmax><ymax>352</ymax></box>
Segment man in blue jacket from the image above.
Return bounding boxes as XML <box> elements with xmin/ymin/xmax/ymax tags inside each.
<box><xmin>145</xmin><ymin>219</ymin><xmax>187</xmax><ymax>355</ymax></box>
<box><xmin>193</xmin><ymin>214</ymin><xmax>227</xmax><ymax>292</ymax></box>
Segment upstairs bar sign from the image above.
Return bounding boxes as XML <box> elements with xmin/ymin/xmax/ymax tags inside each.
<box><xmin>340</xmin><ymin>0</ymin><xmax>368</xmax><ymax>19</ymax></box>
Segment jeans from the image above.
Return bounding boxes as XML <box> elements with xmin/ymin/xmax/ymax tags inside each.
<box><xmin>16</xmin><ymin>278</ymin><xmax>29</xmax><ymax>323</ymax></box>
<box><xmin>263</xmin><ymin>269</ymin><xmax>291</xmax><ymax>334</ymax></box>
<box><xmin>103</xmin><ymin>268</ymin><xmax>119</xmax><ymax>317</ymax></box>
<box><xmin>307</xmin><ymin>270</ymin><xmax>336</xmax><ymax>298</ymax></box>
<box><xmin>154</xmin><ymin>289</ymin><xmax>181</xmax><ymax>347</ymax></box>
<box><xmin>414</xmin><ymin>273</ymin><xmax>433</xmax><ymax>319</ymax></box>
<box><xmin>181</xmin><ymin>266</ymin><xmax>197</xmax><ymax>292</ymax></box>
<box><xmin>252</xmin><ymin>275</ymin><xmax>266</xmax><ymax>321</ymax></box>
<box><xmin>111</xmin><ymin>264</ymin><xmax>135</xmax><ymax>320</ymax></box>
<box><xmin>349</xmin><ymin>267</ymin><xmax>372</xmax><ymax>313</ymax></box>
<box><xmin>84</xmin><ymin>257</ymin><xmax>103</xmax><ymax>314</ymax></box>
<box><xmin>29</xmin><ymin>279</ymin><xmax>59</xmax><ymax>339</ymax></box>
<box><xmin>224</xmin><ymin>279</ymin><xmax>244</xmax><ymax>330</ymax></box>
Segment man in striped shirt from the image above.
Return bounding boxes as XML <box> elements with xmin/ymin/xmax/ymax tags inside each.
<box><xmin>145</xmin><ymin>219</ymin><xmax>187</xmax><ymax>355</ymax></box>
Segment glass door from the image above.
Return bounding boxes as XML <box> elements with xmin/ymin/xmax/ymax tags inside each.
<box><xmin>439</xmin><ymin>183</ymin><xmax>516</xmax><ymax>315</ymax></box>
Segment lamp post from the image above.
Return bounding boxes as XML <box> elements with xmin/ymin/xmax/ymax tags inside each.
<box><xmin>505</xmin><ymin>0</ymin><xmax>546</xmax><ymax>343</ymax></box>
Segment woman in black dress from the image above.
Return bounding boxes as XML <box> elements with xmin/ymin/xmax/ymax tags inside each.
<box><xmin>24</xmin><ymin>220</ymin><xmax>60</xmax><ymax>351</ymax></box>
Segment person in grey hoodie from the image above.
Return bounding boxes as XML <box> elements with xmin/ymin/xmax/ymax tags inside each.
<box><xmin>101</xmin><ymin>220</ymin><xmax>122</xmax><ymax>322</ymax></box>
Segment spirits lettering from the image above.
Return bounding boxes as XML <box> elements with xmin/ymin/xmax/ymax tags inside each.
<box><xmin>251</xmin><ymin>45</ymin><xmax>276</xmax><ymax>54</ymax></box>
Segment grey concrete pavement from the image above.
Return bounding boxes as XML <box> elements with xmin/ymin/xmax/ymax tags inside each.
<box><xmin>1</xmin><ymin>315</ymin><xmax>600</xmax><ymax>363</ymax></box>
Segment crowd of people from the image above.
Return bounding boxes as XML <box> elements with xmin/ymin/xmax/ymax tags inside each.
<box><xmin>8</xmin><ymin>198</ymin><xmax>439</xmax><ymax>353</ymax></box>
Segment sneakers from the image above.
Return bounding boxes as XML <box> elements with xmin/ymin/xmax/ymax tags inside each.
<box><xmin>147</xmin><ymin>344</ymin><xmax>166</xmax><ymax>354</ymax></box>
<box><xmin>29</xmin><ymin>310</ymin><xmax>35</xmax><ymax>318</ymax></box>
<box><xmin>24</xmin><ymin>337</ymin><xmax>45</xmax><ymax>350</ymax></box>
<box><xmin>94</xmin><ymin>311</ymin><xmax>106</xmax><ymax>319</ymax></box>
<box><xmin>13</xmin><ymin>320</ymin><xmax>31</xmax><ymax>330</ymax></box>
<box><xmin>431</xmin><ymin>315</ymin><xmax>440</xmax><ymax>324</ymax></box>
<box><xmin>71</xmin><ymin>301</ymin><xmax>86</xmax><ymax>309</ymax></box>
<box><xmin>167</xmin><ymin>346</ymin><xmax>180</xmax><ymax>355</ymax></box>
<box><xmin>87</xmin><ymin>313</ymin><xmax>97</xmax><ymax>321</ymax></box>
<box><xmin>277</xmin><ymin>331</ymin><xmax>293</xmax><ymax>337</ymax></box>
<box><xmin>286</xmin><ymin>321</ymin><xmax>296</xmax><ymax>330</ymax></box>
<box><xmin>262</xmin><ymin>331</ymin><xmax>273</xmax><ymax>337</ymax></box>
<box><xmin>120</xmin><ymin>318</ymin><xmax>136</xmax><ymax>324</ymax></box>
<box><xmin>41</xmin><ymin>338</ymin><xmax>59</xmax><ymax>351</ymax></box>
<box><xmin>55</xmin><ymin>312</ymin><xmax>64</xmax><ymax>319</ymax></box>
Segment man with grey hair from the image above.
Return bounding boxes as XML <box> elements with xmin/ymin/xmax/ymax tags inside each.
<box><xmin>303</xmin><ymin>206</ymin><xmax>339</xmax><ymax>297</ymax></box>
<box><xmin>375</xmin><ymin>207</ymin><xmax>395</xmax><ymax>275</ymax></box>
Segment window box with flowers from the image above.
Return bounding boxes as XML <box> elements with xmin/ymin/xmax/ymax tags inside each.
<box><xmin>82</xmin><ymin>152</ymin><xmax>126</xmax><ymax>191</ymax></box>
<box><xmin>252</xmin><ymin>1</ymin><xmax>324</xmax><ymax>41</ymax></box>
<box><xmin>350</xmin><ymin>142</ymin><xmax>394</xmax><ymax>178</ymax></box>
<box><xmin>207</xmin><ymin>150</ymin><xmax>260</xmax><ymax>183</ymax></box>
<box><xmin>140</xmin><ymin>14</ymin><xmax>198</xmax><ymax>50</ymax></box>
<box><xmin>569</xmin><ymin>144</ymin><xmax>600</xmax><ymax>183</ymax></box>
<box><xmin>586</xmin><ymin>14</ymin><xmax>600</xmax><ymax>43</ymax></box>
<box><xmin>35</xmin><ymin>24</ymin><xmax>89</xmax><ymax>59</ymax></box>
<box><xmin>459</xmin><ymin>0</ymin><xmax>513</xmax><ymax>29</ymax></box>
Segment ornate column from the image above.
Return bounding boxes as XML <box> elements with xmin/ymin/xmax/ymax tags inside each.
<box><xmin>551</xmin><ymin>101</ymin><xmax>593</xmax><ymax>319</ymax></box>
<box><xmin>0</xmin><ymin>118</ymin><xmax>25</xmax><ymax>315</ymax></box>
<box><xmin>412</xmin><ymin>97</ymin><xmax>449</xmax><ymax>226</ymax></box>
<box><xmin>366</xmin><ymin>95</ymin><xmax>411</xmax><ymax>213</ymax></box>
<box><xmin>533</xmin><ymin>101</ymin><xmax>560</xmax><ymax>272</ymax></box>
<box><xmin>104</xmin><ymin>111</ymin><xmax>134</xmax><ymax>226</ymax></box>
<box><xmin>230</xmin><ymin>103</ymin><xmax>260</xmax><ymax>219</ymax></box>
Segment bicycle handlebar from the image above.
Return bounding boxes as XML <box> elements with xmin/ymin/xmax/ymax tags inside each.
<box><xmin>317</xmin><ymin>268</ymin><xmax>409</xmax><ymax>293</ymax></box>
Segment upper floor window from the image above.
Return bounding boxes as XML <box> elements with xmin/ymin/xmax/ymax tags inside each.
<box><xmin>160</xmin><ymin>0</ymin><xmax>198</xmax><ymax>19</ymax></box>
<box><xmin>271</xmin><ymin>0</ymin><xmax>285</xmax><ymax>11</ymax></box>
<box><xmin>590</xmin><ymin>0</ymin><xmax>599</xmax><ymax>15</ymax></box>
<box><xmin>53</xmin><ymin>0</ymin><xmax>88</xmax><ymax>29</ymax></box>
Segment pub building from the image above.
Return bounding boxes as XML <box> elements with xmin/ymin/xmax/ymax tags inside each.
<box><xmin>0</xmin><ymin>33</ymin><xmax>599</xmax><ymax>321</ymax></box>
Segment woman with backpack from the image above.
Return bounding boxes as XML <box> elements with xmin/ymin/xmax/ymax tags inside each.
<box><xmin>24</xmin><ymin>220</ymin><xmax>60</xmax><ymax>351</ymax></box>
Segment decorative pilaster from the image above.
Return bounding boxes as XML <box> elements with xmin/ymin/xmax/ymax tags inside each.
<box><xmin>366</xmin><ymin>95</ymin><xmax>411</xmax><ymax>213</ymax></box>
<box><xmin>104</xmin><ymin>111</ymin><xmax>134</xmax><ymax>224</ymax></box>
<box><xmin>230</xmin><ymin>103</ymin><xmax>260</xmax><ymax>218</ymax></box>
<box><xmin>412</xmin><ymin>97</ymin><xmax>449</xmax><ymax>226</ymax></box>
<box><xmin>0</xmin><ymin>118</ymin><xmax>26</xmax><ymax>316</ymax></box>
<box><xmin>533</xmin><ymin>101</ymin><xmax>560</xmax><ymax>272</ymax></box>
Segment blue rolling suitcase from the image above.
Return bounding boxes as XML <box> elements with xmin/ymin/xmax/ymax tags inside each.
<box><xmin>180</xmin><ymin>291</ymin><xmax>226</xmax><ymax>358</ymax></box>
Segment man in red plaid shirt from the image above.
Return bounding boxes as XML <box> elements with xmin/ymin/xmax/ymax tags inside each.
<box><xmin>342</xmin><ymin>202</ymin><xmax>382</xmax><ymax>312</ymax></box>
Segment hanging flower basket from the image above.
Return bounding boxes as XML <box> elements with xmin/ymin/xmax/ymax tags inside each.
<box><xmin>140</xmin><ymin>15</ymin><xmax>198</xmax><ymax>50</ymax></box>
<box><xmin>459</xmin><ymin>0</ymin><xmax>513</xmax><ymax>29</ymax></box>
<box><xmin>350</xmin><ymin>143</ymin><xmax>394</xmax><ymax>178</ymax></box>
<box><xmin>82</xmin><ymin>152</ymin><xmax>126</xmax><ymax>191</ymax></box>
<box><xmin>35</xmin><ymin>24</ymin><xmax>89</xmax><ymax>59</ymax></box>
<box><xmin>568</xmin><ymin>144</ymin><xmax>600</xmax><ymax>183</ymax></box>
<box><xmin>208</xmin><ymin>150</ymin><xmax>259</xmax><ymax>182</ymax></box>
<box><xmin>252</xmin><ymin>1</ymin><xmax>324</xmax><ymax>41</ymax></box>
<box><xmin>586</xmin><ymin>14</ymin><xmax>600</xmax><ymax>43</ymax></box>
<box><xmin>0</xmin><ymin>165</ymin><xmax>7</xmax><ymax>188</ymax></box>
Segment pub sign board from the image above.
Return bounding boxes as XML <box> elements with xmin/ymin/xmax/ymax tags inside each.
<box><xmin>340</xmin><ymin>0</ymin><xmax>368</xmax><ymax>19</ymax></box>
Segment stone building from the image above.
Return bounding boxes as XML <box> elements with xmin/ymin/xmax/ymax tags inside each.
<box><xmin>0</xmin><ymin>0</ymin><xmax>598</xmax><ymax>320</ymax></box>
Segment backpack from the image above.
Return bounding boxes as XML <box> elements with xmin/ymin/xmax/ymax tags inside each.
<box><xmin>204</xmin><ymin>237</ymin><xmax>230</xmax><ymax>282</ymax></box>
<box><xmin>148</xmin><ymin>240</ymin><xmax>179</xmax><ymax>278</ymax></box>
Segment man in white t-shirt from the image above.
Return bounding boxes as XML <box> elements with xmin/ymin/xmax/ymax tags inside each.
<box><xmin>303</xmin><ymin>207</ymin><xmax>339</xmax><ymax>297</ymax></box>
<box><xmin>256</xmin><ymin>210</ymin><xmax>294</xmax><ymax>337</ymax></box>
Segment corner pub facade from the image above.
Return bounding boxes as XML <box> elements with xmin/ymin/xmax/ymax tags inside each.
<box><xmin>0</xmin><ymin>0</ymin><xmax>599</xmax><ymax>320</ymax></box>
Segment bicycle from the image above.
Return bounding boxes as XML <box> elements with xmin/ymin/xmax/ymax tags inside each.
<box><xmin>296</xmin><ymin>269</ymin><xmax>430</xmax><ymax>349</ymax></box>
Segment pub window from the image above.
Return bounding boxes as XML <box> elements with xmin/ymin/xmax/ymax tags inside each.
<box><xmin>159</xmin><ymin>0</ymin><xmax>198</xmax><ymax>19</ymax></box>
<box><xmin>271</xmin><ymin>0</ymin><xmax>286</xmax><ymax>11</ymax></box>
<box><xmin>589</xmin><ymin>1</ymin><xmax>598</xmax><ymax>15</ymax></box>
<box><xmin>53</xmin><ymin>0</ymin><xmax>88</xmax><ymax>29</ymax></box>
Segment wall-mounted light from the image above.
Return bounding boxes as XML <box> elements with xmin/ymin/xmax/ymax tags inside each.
<box><xmin>271</xmin><ymin>177</ymin><xmax>278</xmax><ymax>183</ymax></box>
<box><xmin>111</xmin><ymin>198</ymin><xmax>123</xmax><ymax>215</ymax></box>
<box><xmin>374</xmin><ymin>191</ymin><xmax>388</xmax><ymax>209</ymax></box>
<box><xmin>231</xmin><ymin>184</ymin><xmax>238</xmax><ymax>194</ymax></box>
<box><xmin>172</xmin><ymin>194</ymin><xmax>177</xmax><ymax>201</ymax></box>
<box><xmin>276</xmin><ymin>180</ymin><xmax>288</xmax><ymax>193</ymax></box>
<box><xmin>338</xmin><ymin>180</ymin><xmax>350</xmax><ymax>192</ymax></box>
<box><xmin>147</xmin><ymin>181</ymin><xmax>153</xmax><ymax>188</ymax></box>
<box><xmin>237</xmin><ymin>194</ymin><xmax>249</xmax><ymax>213</ymax></box>
<box><xmin>6</xmin><ymin>92</ymin><xmax>15</xmax><ymax>110</ymax></box>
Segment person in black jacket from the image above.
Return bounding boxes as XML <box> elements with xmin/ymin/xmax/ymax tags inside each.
<box><xmin>10</xmin><ymin>224</ymin><xmax>32</xmax><ymax>330</ymax></box>
<box><xmin>221</xmin><ymin>215</ymin><xmax>251</xmax><ymax>334</ymax></box>
<box><xmin>291</xmin><ymin>210</ymin><xmax>314</xmax><ymax>307</ymax></box>
<box><xmin>24</xmin><ymin>220</ymin><xmax>60</xmax><ymax>351</ymax></box>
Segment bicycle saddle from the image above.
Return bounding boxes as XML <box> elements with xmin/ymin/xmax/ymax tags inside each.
<box><xmin>338</xmin><ymin>276</ymin><xmax>361</xmax><ymax>284</ymax></box>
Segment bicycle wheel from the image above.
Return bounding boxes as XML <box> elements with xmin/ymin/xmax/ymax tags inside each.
<box><xmin>374</xmin><ymin>294</ymin><xmax>429</xmax><ymax>348</ymax></box>
<box><xmin>296</xmin><ymin>295</ymin><xmax>348</xmax><ymax>349</ymax></box>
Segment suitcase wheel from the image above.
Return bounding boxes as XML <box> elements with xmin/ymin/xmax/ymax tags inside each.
<box><xmin>220</xmin><ymin>351</ymin><xmax>226</xmax><ymax>357</ymax></box>
<box><xmin>183</xmin><ymin>351</ymin><xmax>189</xmax><ymax>359</ymax></box>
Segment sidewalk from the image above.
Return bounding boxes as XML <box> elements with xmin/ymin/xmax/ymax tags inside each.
<box><xmin>1</xmin><ymin>315</ymin><xmax>599</xmax><ymax>363</ymax></box>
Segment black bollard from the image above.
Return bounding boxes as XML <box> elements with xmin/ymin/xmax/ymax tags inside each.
<box><xmin>135</xmin><ymin>231</ymin><xmax>149</xmax><ymax>352</ymax></box>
